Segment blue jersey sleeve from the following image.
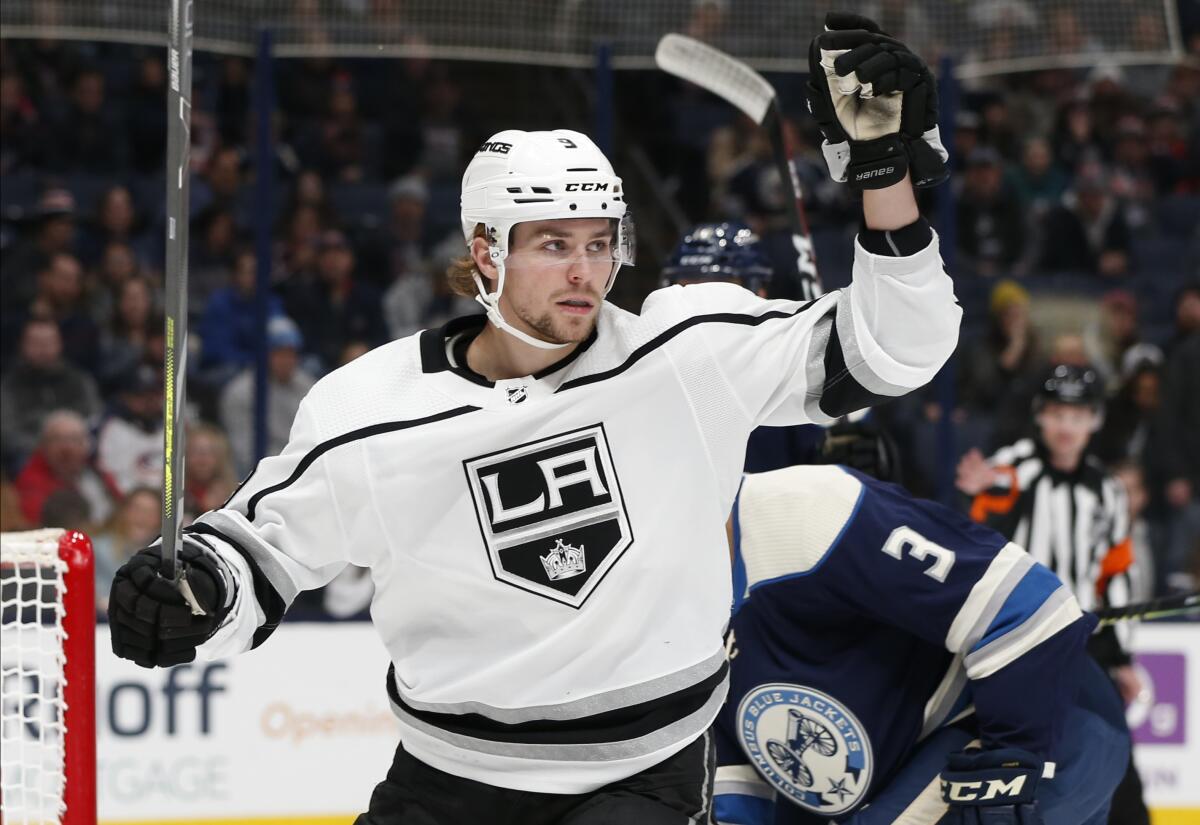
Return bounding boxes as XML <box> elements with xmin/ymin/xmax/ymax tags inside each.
<box><xmin>732</xmin><ymin>465</ymin><xmax>1095</xmax><ymax>759</ymax></box>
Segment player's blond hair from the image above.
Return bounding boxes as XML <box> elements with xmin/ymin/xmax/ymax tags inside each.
<box><xmin>446</xmin><ymin>223</ymin><xmax>486</xmax><ymax>299</ymax></box>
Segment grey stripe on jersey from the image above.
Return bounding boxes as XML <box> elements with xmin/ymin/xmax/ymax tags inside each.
<box><xmin>389</xmin><ymin>671</ymin><xmax>729</xmax><ymax>762</ymax></box>
<box><xmin>398</xmin><ymin>649</ymin><xmax>727</xmax><ymax>724</ymax></box>
<box><xmin>958</xmin><ymin>551</ymin><xmax>1036</xmax><ymax>654</ymax></box>
<box><xmin>195</xmin><ymin>509</ymin><xmax>304</xmax><ymax>604</ymax></box>
<box><xmin>963</xmin><ymin>585</ymin><xmax>1077</xmax><ymax>675</ymax></box>
<box><xmin>802</xmin><ymin>314</ymin><xmax>839</xmax><ymax>426</ymax></box>
<box><xmin>832</xmin><ymin>297</ymin><xmax>915</xmax><ymax>398</ymax></box>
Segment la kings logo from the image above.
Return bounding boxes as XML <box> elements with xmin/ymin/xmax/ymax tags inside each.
<box><xmin>463</xmin><ymin>424</ymin><xmax>633</xmax><ymax>607</ymax></box>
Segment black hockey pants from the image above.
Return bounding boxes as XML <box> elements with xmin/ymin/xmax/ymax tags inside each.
<box><xmin>354</xmin><ymin>730</ymin><xmax>715</xmax><ymax>825</ymax></box>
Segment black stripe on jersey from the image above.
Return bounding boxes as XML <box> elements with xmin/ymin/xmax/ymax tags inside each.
<box><xmin>185</xmin><ymin>521</ymin><xmax>288</xmax><ymax>649</ymax></box>
<box><xmin>558</xmin><ymin>302</ymin><xmax>821</xmax><ymax>392</ymax></box>
<box><xmin>242</xmin><ymin>405</ymin><xmax>480</xmax><ymax>521</ymax></box>
<box><xmin>817</xmin><ymin>308</ymin><xmax>894</xmax><ymax>418</ymax></box>
<box><xmin>386</xmin><ymin>659</ymin><xmax>728</xmax><ymax>745</ymax></box>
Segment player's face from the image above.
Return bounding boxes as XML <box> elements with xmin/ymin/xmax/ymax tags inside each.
<box><xmin>496</xmin><ymin>218</ymin><xmax>616</xmax><ymax>345</ymax></box>
<box><xmin>1037</xmin><ymin>402</ymin><xmax>1096</xmax><ymax>460</ymax></box>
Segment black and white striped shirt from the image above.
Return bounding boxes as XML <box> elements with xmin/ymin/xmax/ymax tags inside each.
<box><xmin>969</xmin><ymin>438</ymin><xmax>1132</xmax><ymax>614</ymax></box>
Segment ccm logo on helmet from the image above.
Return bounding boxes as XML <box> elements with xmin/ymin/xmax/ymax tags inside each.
<box><xmin>565</xmin><ymin>182</ymin><xmax>609</xmax><ymax>192</ymax></box>
<box><xmin>478</xmin><ymin>141</ymin><xmax>513</xmax><ymax>155</ymax></box>
<box><xmin>941</xmin><ymin>776</ymin><xmax>1028</xmax><ymax>802</ymax></box>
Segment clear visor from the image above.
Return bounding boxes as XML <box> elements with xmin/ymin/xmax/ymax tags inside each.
<box><xmin>504</xmin><ymin>211</ymin><xmax>636</xmax><ymax>273</ymax></box>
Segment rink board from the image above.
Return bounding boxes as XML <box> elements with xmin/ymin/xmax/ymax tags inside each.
<box><xmin>77</xmin><ymin>622</ymin><xmax>1199</xmax><ymax>822</ymax></box>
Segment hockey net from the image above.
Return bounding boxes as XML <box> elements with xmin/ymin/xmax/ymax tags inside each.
<box><xmin>0</xmin><ymin>529</ymin><xmax>96</xmax><ymax>825</ymax></box>
<box><xmin>0</xmin><ymin>0</ymin><xmax>1185</xmax><ymax>76</ymax></box>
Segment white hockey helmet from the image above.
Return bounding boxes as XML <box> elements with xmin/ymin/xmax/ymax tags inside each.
<box><xmin>460</xmin><ymin>129</ymin><xmax>634</xmax><ymax>349</ymax></box>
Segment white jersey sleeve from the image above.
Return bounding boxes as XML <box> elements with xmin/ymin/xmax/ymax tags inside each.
<box><xmin>189</xmin><ymin>398</ymin><xmax>352</xmax><ymax>659</ymax></box>
<box><xmin>653</xmin><ymin>228</ymin><xmax>959</xmax><ymax>427</ymax></box>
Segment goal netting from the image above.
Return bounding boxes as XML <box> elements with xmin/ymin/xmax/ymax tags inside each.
<box><xmin>0</xmin><ymin>528</ymin><xmax>96</xmax><ymax>825</ymax></box>
<box><xmin>0</xmin><ymin>0</ymin><xmax>1186</xmax><ymax>76</ymax></box>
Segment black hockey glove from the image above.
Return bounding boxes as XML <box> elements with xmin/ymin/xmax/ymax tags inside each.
<box><xmin>939</xmin><ymin>747</ymin><xmax>1044</xmax><ymax>825</ymax></box>
<box><xmin>109</xmin><ymin>539</ymin><xmax>230</xmax><ymax>668</ymax></box>
<box><xmin>805</xmin><ymin>12</ymin><xmax>948</xmax><ymax>189</ymax></box>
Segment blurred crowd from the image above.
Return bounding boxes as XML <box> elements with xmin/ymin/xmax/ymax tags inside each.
<box><xmin>1</xmin><ymin>2</ymin><xmax>1197</xmax><ymax>618</ymax></box>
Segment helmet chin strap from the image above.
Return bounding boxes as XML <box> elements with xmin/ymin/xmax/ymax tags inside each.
<box><xmin>473</xmin><ymin>261</ymin><xmax>570</xmax><ymax>351</ymax></box>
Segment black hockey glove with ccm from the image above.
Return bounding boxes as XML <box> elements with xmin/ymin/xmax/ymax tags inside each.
<box><xmin>939</xmin><ymin>747</ymin><xmax>1044</xmax><ymax>825</ymax></box>
<box><xmin>805</xmin><ymin>12</ymin><xmax>948</xmax><ymax>190</ymax></box>
<box><xmin>109</xmin><ymin>538</ymin><xmax>231</xmax><ymax>668</ymax></box>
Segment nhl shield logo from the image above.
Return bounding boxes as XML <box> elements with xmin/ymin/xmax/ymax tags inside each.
<box><xmin>737</xmin><ymin>684</ymin><xmax>873</xmax><ymax>815</ymax></box>
<box><xmin>463</xmin><ymin>423</ymin><xmax>633</xmax><ymax>607</ymax></box>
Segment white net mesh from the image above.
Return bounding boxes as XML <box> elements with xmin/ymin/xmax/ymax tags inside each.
<box><xmin>0</xmin><ymin>529</ymin><xmax>72</xmax><ymax>825</ymax></box>
<box><xmin>0</xmin><ymin>0</ymin><xmax>1185</xmax><ymax>75</ymax></box>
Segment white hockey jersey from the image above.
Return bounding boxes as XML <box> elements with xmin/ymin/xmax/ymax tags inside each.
<box><xmin>186</xmin><ymin>228</ymin><xmax>961</xmax><ymax>793</ymax></box>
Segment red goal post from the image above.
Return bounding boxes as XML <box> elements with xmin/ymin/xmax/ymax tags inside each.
<box><xmin>0</xmin><ymin>528</ymin><xmax>97</xmax><ymax>825</ymax></box>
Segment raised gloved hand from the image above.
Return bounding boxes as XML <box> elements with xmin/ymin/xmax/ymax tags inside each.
<box><xmin>939</xmin><ymin>747</ymin><xmax>1045</xmax><ymax>825</ymax></box>
<box><xmin>805</xmin><ymin>12</ymin><xmax>948</xmax><ymax>189</ymax></box>
<box><xmin>109</xmin><ymin>538</ymin><xmax>230</xmax><ymax>668</ymax></box>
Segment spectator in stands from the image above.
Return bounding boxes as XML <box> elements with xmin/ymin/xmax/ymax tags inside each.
<box><xmin>2</xmin><ymin>188</ymin><xmax>77</xmax><ymax>311</ymax></box>
<box><xmin>276</xmin><ymin>203</ymin><xmax>324</xmax><ymax>284</ymax></box>
<box><xmin>1145</xmin><ymin>104</ymin><xmax>1197</xmax><ymax>196</ymax></box>
<box><xmin>338</xmin><ymin>339</ymin><xmax>372</xmax><ymax>367</ymax></box>
<box><xmin>40</xmin><ymin>488</ymin><xmax>92</xmax><ymax>534</ymax></box>
<box><xmin>0</xmin><ymin>471</ymin><xmax>31</xmax><ymax>533</ymax></box>
<box><xmin>96</xmin><ymin>364</ymin><xmax>164</xmax><ymax>497</ymax></box>
<box><xmin>0</xmin><ymin>318</ymin><xmax>100</xmax><ymax>473</ymax></box>
<box><xmin>92</xmin><ymin>486</ymin><xmax>162</xmax><ymax>613</ymax></box>
<box><xmin>1039</xmin><ymin>168</ymin><xmax>1132</xmax><ymax>277</ymax></box>
<box><xmin>1083</xmin><ymin>289</ymin><xmax>1149</xmax><ymax>390</ymax></box>
<box><xmin>78</xmin><ymin>185</ymin><xmax>152</xmax><ymax>270</ymax></box>
<box><xmin>1110</xmin><ymin>117</ymin><xmax>1158</xmax><ymax>209</ymax></box>
<box><xmin>419</xmin><ymin>68</ymin><xmax>467</xmax><ymax>181</ymax></box>
<box><xmin>1164</xmin><ymin>283</ymin><xmax>1200</xmax><ymax>356</ymax></box>
<box><xmin>0</xmin><ymin>69</ymin><xmax>46</xmax><ymax>173</ymax></box>
<box><xmin>199</xmin><ymin>248</ymin><xmax>284</xmax><ymax>380</ymax></box>
<box><xmin>220</xmin><ymin>316</ymin><xmax>316</xmax><ymax>473</ymax></box>
<box><xmin>310</xmin><ymin>71</ymin><xmax>376</xmax><ymax>182</ymax></box>
<box><xmin>1052</xmin><ymin>99</ymin><xmax>1101</xmax><ymax>173</ymax></box>
<box><xmin>1094</xmin><ymin>360</ymin><xmax>1166</xmax><ymax>469</ymax></box>
<box><xmin>956</xmin><ymin>147</ymin><xmax>1025</xmax><ymax>277</ymax></box>
<box><xmin>193</xmin><ymin>145</ymin><xmax>244</xmax><ymax>217</ymax></box>
<box><xmin>190</xmin><ymin>206</ymin><xmax>241</xmax><ymax>312</ymax></box>
<box><xmin>98</xmin><ymin>276</ymin><xmax>159</xmax><ymax>392</ymax></box>
<box><xmin>183</xmin><ymin>422</ymin><xmax>238</xmax><ymax>520</ymax></box>
<box><xmin>1156</xmin><ymin>288</ymin><xmax>1200</xmax><ymax>593</ymax></box>
<box><xmin>89</xmin><ymin>240</ymin><xmax>142</xmax><ymax>326</ymax></box>
<box><xmin>958</xmin><ymin>280</ymin><xmax>1044</xmax><ymax>449</ymax></box>
<box><xmin>282</xmin><ymin>168</ymin><xmax>338</xmax><ymax>228</ymax></box>
<box><xmin>14</xmin><ymin>410</ymin><xmax>118</xmax><ymax>526</ymax></box>
<box><xmin>30</xmin><ymin>252</ymin><xmax>100</xmax><ymax>375</ymax></box>
<box><xmin>284</xmin><ymin>229</ymin><xmax>387</xmax><ymax>371</ymax></box>
<box><xmin>216</xmin><ymin>56</ymin><xmax>251</xmax><ymax>146</ymax></box>
<box><xmin>52</xmin><ymin>67</ymin><xmax>126</xmax><ymax>171</ymax></box>
<box><xmin>382</xmin><ymin>173</ymin><xmax>432</xmax><ymax>286</ymax></box>
<box><xmin>1008</xmin><ymin>136</ymin><xmax>1068</xmax><ymax>217</ymax></box>
<box><xmin>125</xmin><ymin>55</ymin><xmax>168</xmax><ymax>174</ymax></box>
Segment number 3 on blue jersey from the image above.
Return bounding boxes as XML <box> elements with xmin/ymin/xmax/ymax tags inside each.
<box><xmin>882</xmin><ymin>526</ymin><xmax>956</xmax><ymax>582</ymax></box>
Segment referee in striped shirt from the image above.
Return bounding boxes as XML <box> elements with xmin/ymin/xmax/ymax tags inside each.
<box><xmin>957</xmin><ymin>363</ymin><xmax>1148</xmax><ymax>825</ymax></box>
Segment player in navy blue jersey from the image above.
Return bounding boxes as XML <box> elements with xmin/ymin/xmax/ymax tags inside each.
<box><xmin>714</xmin><ymin>460</ymin><xmax>1129</xmax><ymax>825</ymax></box>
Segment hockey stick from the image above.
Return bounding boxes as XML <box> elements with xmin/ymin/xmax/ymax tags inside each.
<box><xmin>1093</xmin><ymin>592</ymin><xmax>1199</xmax><ymax>627</ymax></box>
<box><xmin>655</xmin><ymin>34</ymin><xmax>822</xmax><ymax>300</ymax></box>
<box><xmin>161</xmin><ymin>0</ymin><xmax>205</xmax><ymax>615</ymax></box>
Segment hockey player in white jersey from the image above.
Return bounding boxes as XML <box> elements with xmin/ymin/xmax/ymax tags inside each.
<box><xmin>108</xmin><ymin>17</ymin><xmax>960</xmax><ymax>823</ymax></box>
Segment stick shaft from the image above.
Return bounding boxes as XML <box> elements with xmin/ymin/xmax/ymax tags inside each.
<box><xmin>161</xmin><ymin>0</ymin><xmax>194</xmax><ymax>579</ymax></box>
<box><xmin>763</xmin><ymin>102</ymin><xmax>822</xmax><ymax>300</ymax></box>
<box><xmin>1093</xmin><ymin>592</ymin><xmax>1199</xmax><ymax>626</ymax></box>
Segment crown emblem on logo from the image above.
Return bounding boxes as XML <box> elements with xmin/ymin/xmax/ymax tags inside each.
<box><xmin>540</xmin><ymin>539</ymin><xmax>587</xmax><ymax>581</ymax></box>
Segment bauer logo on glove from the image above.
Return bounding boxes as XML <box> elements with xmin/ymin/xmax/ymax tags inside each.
<box><xmin>805</xmin><ymin>12</ymin><xmax>949</xmax><ymax>190</ymax></box>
